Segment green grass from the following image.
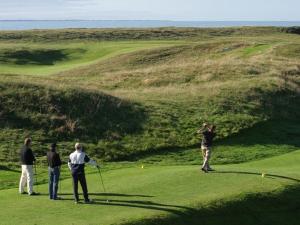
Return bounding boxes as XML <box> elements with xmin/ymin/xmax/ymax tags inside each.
<box><xmin>242</xmin><ymin>43</ymin><xmax>272</xmax><ymax>56</ymax></box>
<box><xmin>0</xmin><ymin>40</ymin><xmax>185</xmax><ymax>75</ymax></box>
<box><xmin>0</xmin><ymin>27</ymin><xmax>300</xmax><ymax>162</ymax></box>
<box><xmin>0</xmin><ymin>150</ymin><xmax>300</xmax><ymax>225</ymax></box>
<box><xmin>0</xmin><ymin>27</ymin><xmax>300</xmax><ymax>224</ymax></box>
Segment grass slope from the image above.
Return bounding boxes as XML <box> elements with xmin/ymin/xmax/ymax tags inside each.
<box><xmin>0</xmin><ymin>28</ymin><xmax>299</xmax><ymax>162</ymax></box>
<box><xmin>0</xmin><ymin>40</ymin><xmax>184</xmax><ymax>75</ymax></box>
<box><xmin>0</xmin><ymin>150</ymin><xmax>300</xmax><ymax>225</ymax></box>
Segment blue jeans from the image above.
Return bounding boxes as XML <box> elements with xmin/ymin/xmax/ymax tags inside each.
<box><xmin>48</xmin><ymin>167</ymin><xmax>60</xmax><ymax>199</ymax></box>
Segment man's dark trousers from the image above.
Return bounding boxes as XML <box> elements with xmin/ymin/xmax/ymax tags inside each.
<box><xmin>72</xmin><ymin>171</ymin><xmax>89</xmax><ymax>202</ymax></box>
<box><xmin>48</xmin><ymin>166</ymin><xmax>60</xmax><ymax>199</ymax></box>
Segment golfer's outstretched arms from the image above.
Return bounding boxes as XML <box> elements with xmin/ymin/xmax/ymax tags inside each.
<box><xmin>197</xmin><ymin>123</ymin><xmax>208</xmax><ymax>134</ymax></box>
<box><xmin>84</xmin><ymin>154</ymin><xmax>98</xmax><ymax>167</ymax></box>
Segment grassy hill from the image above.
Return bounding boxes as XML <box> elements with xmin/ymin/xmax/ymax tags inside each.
<box><xmin>0</xmin><ymin>27</ymin><xmax>300</xmax><ymax>225</ymax></box>
<box><xmin>0</xmin><ymin>27</ymin><xmax>299</xmax><ymax>163</ymax></box>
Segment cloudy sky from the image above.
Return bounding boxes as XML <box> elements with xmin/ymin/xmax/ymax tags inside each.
<box><xmin>0</xmin><ymin>0</ymin><xmax>299</xmax><ymax>21</ymax></box>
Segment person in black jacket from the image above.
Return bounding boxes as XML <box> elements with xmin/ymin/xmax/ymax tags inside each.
<box><xmin>19</xmin><ymin>138</ymin><xmax>37</xmax><ymax>195</ymax></box>
<box><xmin>47</xmin><ymin>143</ymin><xmax>62</xmax><ymax>200</ymax></box>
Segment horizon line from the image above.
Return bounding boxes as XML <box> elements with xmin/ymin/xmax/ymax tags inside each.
<box><xmin>1</xmin><ymin>19</ymin><xmax>300</xmax><ymax>22</ymax></box>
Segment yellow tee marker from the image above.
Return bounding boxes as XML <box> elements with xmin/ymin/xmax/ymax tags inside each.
<box><xmin>262</xmin><ymin>173</ymin><xmax>266</xmax><ymax>178</ymax></box>
<box><xmin>141</xmin><ymin>165</ymin><xmax>144</xmax><ymax>169</ymax></box>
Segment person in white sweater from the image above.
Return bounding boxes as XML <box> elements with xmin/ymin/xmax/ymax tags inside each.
<box><xmin>68</xmin><ymin>143</ymin><xmax>97</xmax><ymax>204</ymax></box>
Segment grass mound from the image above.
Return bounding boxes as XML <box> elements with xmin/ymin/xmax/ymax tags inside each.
<box><xmin>0</xmin><ymin>82</ymin><xmax>145</xmax><ymax>160</ymax></box>
<box><xmin>0</xmin><ymin>82</ymin><xmax>144</xmax><ymax>138</ymax></box>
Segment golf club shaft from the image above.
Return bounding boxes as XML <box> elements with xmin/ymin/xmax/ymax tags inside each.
<box><xmin>59</xmin><ymin>167</ymin><xmax>61</xmax><ymax>195</ymax></box>
<box><xmin>97</xmin><ymin>167</ymin><xmax>106</xmax><ymax>193</ymax></box>
<box><xmin>34</xmin><ymin>163</ymin><xmax>38</xmax><ymax>192</ymax></box>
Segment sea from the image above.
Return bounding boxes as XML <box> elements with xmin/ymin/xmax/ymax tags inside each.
<box><xmin>0</xmin><ymin>20</ymin><xmax>300</xmax><ymax>31</ymax></box>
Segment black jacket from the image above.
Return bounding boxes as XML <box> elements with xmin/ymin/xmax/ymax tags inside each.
<box><xmin>202</xmin><ymin>131</ymin><xmax>216</xmax><ymax>147</ymax></box>
<box><xmin>47</xmin><ymin>151</ymin><xmax>62</xmax><ymax>168</ymax></box>
<box><xmin>20</xmin><ymin>145</ymin><xmax>35</xmax><ymax>165</ymax></box>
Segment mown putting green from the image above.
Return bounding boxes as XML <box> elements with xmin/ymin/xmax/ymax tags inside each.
<box><xmin>0</xmin><ymin>150</ymin><xmax>299</xmax><ymax>225</ymax></box>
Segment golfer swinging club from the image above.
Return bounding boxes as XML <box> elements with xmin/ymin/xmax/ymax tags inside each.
<box><xmin>197</xmin><ymin>123</ymin><xmax>216</xmax><ymax>173</ymax></box>
<box><xmin>68</xmin><ymin>143</ymin><xmax>98</xmax><ymax>204</ymax></box>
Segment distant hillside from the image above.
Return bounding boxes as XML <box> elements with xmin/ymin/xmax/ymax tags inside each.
<box><xmin>0</xmin><ymin>27</ymin><xmax>283</xmax><ymax>42</ymax></box>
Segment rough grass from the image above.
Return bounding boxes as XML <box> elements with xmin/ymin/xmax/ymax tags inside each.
<box><xmin>0</xmin><ymin>27</ymin><xmax>284</xmax><ymax>42</ymax></box>
<box><xmin>0</xmin><ymin>28</ymin><xmax>299</xmax><ymax>162</ymax></box>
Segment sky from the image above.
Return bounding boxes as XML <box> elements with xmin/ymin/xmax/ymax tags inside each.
<box><xmin>0</xmin><ymin>0</ymin><xmax>299</xmax><ymax>21</ymax></box>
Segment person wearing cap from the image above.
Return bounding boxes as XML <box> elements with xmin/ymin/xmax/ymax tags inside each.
<box><xmin>19</xmin><ymin>138</ymin><xmax>37</xmax><ymax>195</ymax></box>
<box><xmin>68</xmin><ymin>143</ymin><xmax>98</xmax><ymax>204</ymax></box>
<box><xmin>47</xmin><ymin>143</ymin><xmax>62</xmax><ymax>200</ymax></box>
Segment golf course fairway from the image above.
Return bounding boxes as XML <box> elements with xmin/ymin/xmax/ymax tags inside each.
<box><xmin>0</xmin><ymin>150</ymin><xmax>299</xmax><ymax>225</ymax></box>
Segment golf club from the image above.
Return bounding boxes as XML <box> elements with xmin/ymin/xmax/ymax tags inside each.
<box><xmin>34</xmin><ymin>163</ymin><xmax>38</xmax><ymax>193</ymax></box>
<box><xmin>59</xmin><ymin>166</ymin><xmax>62</xmax><ymax>195</ymax></box>
<box><xmin>97</xmin><ymin>166</ymin><xmax>109</xmax><ymax>203</ymax></box>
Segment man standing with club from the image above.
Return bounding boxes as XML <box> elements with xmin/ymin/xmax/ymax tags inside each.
<box><xmin>47</xmin><ymin>143</ymin><xmax>62</xmax><ymax>200</ymax></box>
<box><xmin>197</xmin><ymin>123</ymin><xmax>216</xmax><ymax>173</ymax></box>
<box><xmin>19</xmin><ymin>138</ymin><xmax>37</xmax><ymax>195</ymax></box>
<box><xmin>68</xmin><ymin>143</ymin><xmax>97</xmax><ymax>204</ymax></box>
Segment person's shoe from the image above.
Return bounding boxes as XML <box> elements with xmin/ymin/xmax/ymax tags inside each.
<box><xmin>53</xmin><ymin>197</ymin><xmax>62</xmax><ymax>200</ymax></box>
<box><xmin>20</xmin><ymin>191</ymin><xmax>28</xmax><ymax>195</ymax></box>
<box><xmin>84</xmin><ymin>199</ymin><xmax>93</xmax><ymax>204</ymax></box>
<box><xmin>201</xmin><ymin>167</ymin><xmax>208</xmax><ymax>173</ymax></box>
<box><xmin>207</xmin><ymin>168</ymin><xmax>215</xmax><ymax>171</ymax></box>
<box><xmin>29</xmin><ymin>192</ymin><xmax>39</xmax><ymax>196</ymax></box>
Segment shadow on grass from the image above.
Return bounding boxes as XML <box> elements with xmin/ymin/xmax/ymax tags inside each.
<box><xmin>0</xmin><ymin>165</ymin><xmax>19</xmax><ymax>173</ymax></box>
<box><xmin>59</xmin><ymin>192</ymin><xmax>154</xmax><ymax>198</ymax></box>
<box><xmin>124</xmin><ymin>184</ymin><xmax>300</xmax><ymax>225</ymax></box>
<box><xmin>36</xmin><ymin>172</ymin><xmax>300</xmax><ymax>224</ymax></box>
<box><xmin>128</xmin><ymin>119</ymin><xmax>300</xmax><ymax>163</ymax></box>
<box><xmin>218</xmin><ymin>119</ymin><xmax>300</xmax><ymax>148</ymax></box>
<box><xmin>0</xmin><ymin>49</ymin><xmax>71</xmax><ymax>65</ymax></box>
<box><xmin>55</xmin><ymin>192</ymin><xmax>192</xmax><ymax>215</ymax></box>
<box><xmin>91</xmin><ymin>199</ymin><xmax>193</xmax><ymax>216</ymax></box>
<box><xmin>60</xmin><ymin>198</ymin><xmax>193</xmax><ymax>216</ymax></box>
<box><xmin>213</xmin><ymin>171</ymin><xmax>300</xmax><ymax>183</ymax></box>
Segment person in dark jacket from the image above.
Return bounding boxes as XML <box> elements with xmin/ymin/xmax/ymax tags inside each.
<box><xmin>19</xmin><ymin>138</ymin><xmax>37</xmax><ymax>195</ymax></box>
<box><xmin>68</xmin><ymin>143</ymin><xmax>97</xmax><ymax>204</ymax></box>
<box><xmin>197</xmin><ymin>123</ymin><xmax>216</xmax><ymax>173</ymax></box>
<box><xmin>47</xmin><ymin>143</ymin><xmax>62</xmax><ymax>200</ymax></box>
